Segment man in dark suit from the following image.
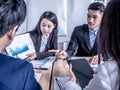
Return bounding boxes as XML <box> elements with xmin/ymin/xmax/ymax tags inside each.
<box><xmin>0</xmin><ymin>0</ymin><xmax>42</xmax><ymax>90</ymax></box>
<box><xmin>49</xmin><ymin>2</ymin><xmax>105</xmax><ymax>64</ymax></box>
<box><xmin>49</xmin><ymin>2</ymin><xmax>105</xmax><ymax>88</ymax></box>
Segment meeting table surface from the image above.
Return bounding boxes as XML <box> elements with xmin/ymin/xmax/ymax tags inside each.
<box><xmin>34</xmin><ymin>56</ymin><xmax>94</xmax><ymax>90</ymax></box>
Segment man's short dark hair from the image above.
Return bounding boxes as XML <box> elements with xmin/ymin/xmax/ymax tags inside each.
<box><xmin>88</xmin><ymin>2</ymin><xmax>105</xmax><ymax>12</ymax></box>
<box><xmin>0</xmin><ymin>0</ymin><xmax>26</xmax><ymax>37</ymax></box>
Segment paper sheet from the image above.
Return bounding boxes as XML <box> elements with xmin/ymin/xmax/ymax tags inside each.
<box><xmin>34</xmin><ymin>73</ymin><xmax>42</xmax><ymax>82</ymax></box>
<box><xmin>30</xmin><ymin>56</ymin><xmax>56</xmax><ymax>69</ymax></box>
<box><xmin>5</xmin><ymin>33</ymin><xmax>35</xmax><ymax>59</ymax></box>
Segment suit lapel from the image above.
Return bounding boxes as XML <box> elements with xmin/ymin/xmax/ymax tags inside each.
<box><xmin>36</xmin><ymin>36</ymin><xmax>41</xmax><ymax>52</ymax></box>
<box><xmin>84</xmin><ymin>29</ymin><xmax>91</xmax><ymax>51</ymax></box>
<box><xmin>44</xmin><ymin>33</ymin><xmax>52</xmax><ymax>51</ymax></box>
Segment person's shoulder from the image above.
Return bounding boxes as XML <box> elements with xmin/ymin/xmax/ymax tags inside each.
<box><xmin>12</xmin><ymin>57</ymin><xmax>33</xmax><ymax>72</ymax></box>
<box><xmin>74</xmin><ymin>24</ymin><xmax>88</xmax><ymax>32</ymax></box>
<box><xmin>15</xmin><ymin>57</ymin><xmax>32</xmax><ymax>68</ymax></box>
<box><xmin>102</xmin><ymin>60</ymin><xmax>117</xmax><ymax>67</ymax></box>
<box><xmin>98</xmin><ymin>60</ymin><xmax>118</xmax><ymax>73</ymax></box>
<box><xmin>72</xmin><ymin>24</ymin><xmax>88</xmax><ymax>35</ymax></box>
<box><xmin>75</xmin><ymin>24</ymin><xmax>88</xmax><ymax>28</ymax></box>
<box><xmin>0</xmin><ymin>53</ymin><xmax>31</xmax><ymax>67</ymax></box>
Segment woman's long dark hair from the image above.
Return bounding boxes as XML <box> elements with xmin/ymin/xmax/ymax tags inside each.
<box><xmin>98</xmin><ymin>0</ymin><xmax>120</xmax><ymax>73</ymax></box>
<box><xmin>32</xmin><ymin>11</ymin><xmax>58</xmax><ymax>36</ymax></box>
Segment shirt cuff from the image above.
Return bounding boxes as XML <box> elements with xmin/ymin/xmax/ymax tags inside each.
<box><xmin>63</xmin><ymin>81</ymin><xmax>82</xmax><ymax>90</ymax></box>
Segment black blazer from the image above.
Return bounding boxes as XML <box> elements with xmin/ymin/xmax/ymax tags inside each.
<box><xmin>0</xmin><ymin>54</ymin><xmax>42</xmax><ymax>90</ymax></box>
<box><xmin>29</xmin><ymin>29</ymin><xmax>58</xmax><ymax>59</ymax></box>
<box><xmin>66</xmin><ymin>24</ymin><xmax>98</xmax><ymax>57</ymax></box>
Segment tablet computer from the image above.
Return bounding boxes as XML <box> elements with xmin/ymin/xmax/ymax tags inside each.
<box><xmin>68</xmin><ymin>59</ymin><xmax>94</xmax><ymax>88</ymax></box>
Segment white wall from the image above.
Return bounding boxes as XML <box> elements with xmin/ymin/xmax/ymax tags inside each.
<box><xmin>18</xmin><ymin>0</ymin><xmax>93</xmax><ymax>43</ymax></box>
<box><xmin>66</xmin><ymin>0</ymin><xmax>93</xmax><ymax>42</ymax></box>
<box><xmin>16</xmin><ymin>0</ymin><xmax>28</xmax><ymax>34</ymax></box>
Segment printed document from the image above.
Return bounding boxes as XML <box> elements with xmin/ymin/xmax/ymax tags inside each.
<box><xmin>5</xmin><ymin>33</ymin><xmax>35</xmax><ymax>59</ymax></box>
<box><xmin>30</xmin><ymin>56</ymin><xmax>56</xmax><ymax>69</ymax></box>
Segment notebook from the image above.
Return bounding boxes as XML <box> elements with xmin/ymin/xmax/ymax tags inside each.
<box><xmin>67</xmin><ymin>59</ymin><xmax>94</xmax><ymax>88</ymax></box>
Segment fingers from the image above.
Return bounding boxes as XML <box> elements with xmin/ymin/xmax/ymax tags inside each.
<box><xmin>26</xmin><ymin>53</ymin><xmax>37</xmax><ymax>60</ymax></box>
<box><xmin>48</xmin><ymin>50</ymin><xmax>61</xmax><ymax>53</ymax></box>
<box><xmin>69</xmin><ymin>64</ymin><xmax>73</xmax><ymax>74</ymax></box>
<box><xmin>56</xmin><ymin>50</ymin><xmax>65</xmax><ymax>56</ymax></box>
<box><xmin>16</xmin><ymin>55</ymin><xmax>21</xmax><ymax>59</ymax></box>
<box><xmin>48</xmin><ymin>49</ymin><xmax>61</xmax><ymax>57</ymax></box>
<box><xmin>26</xmin><ymin>53</ymin><xmax>34</xmax><ymax>57</ymax></box>
<box><xmin>49</xmin><ymin>49</ymin><xmax>61</xmax><ymax>57</ymax></box>
<box><xmin>49</xmin><ymin>49</ymin><xmax>67</xmax><ymax>59</ymax></box>
<box><xmin>89</xmin><ymin>55</ymin><xmax>99</xmax><ymax>65</ymax></box>
<box><xmin>69</xmin><ymin>64</ymin><xmax>76</xmax><ymax>82</ymax></box>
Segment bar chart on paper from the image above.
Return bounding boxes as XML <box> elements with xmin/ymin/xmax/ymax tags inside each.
<box><xmin>5</xmin><ymin>33</ymin><xmax>35</xmax><ymax>59</ymax></box>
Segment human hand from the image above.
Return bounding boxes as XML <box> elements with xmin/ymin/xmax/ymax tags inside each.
<box><xmin>26</xmin><ymin>52</ymin><xmax>37</xmax><ymax>60</ymax></box>
<box><xmin>69</xmin><ymin>64</ymin><xmax>76</xmax><ymax>83</ymax></box>
<box><xmin>48</xmin><ymin>49</ymin><xmax>68</xmax><ymax>60</ymax></box>
<box><xmin>15</xmin><ymin>55</ymin><xmax>21</xmax><ymax>59</ymax></box>
<box><xmin>89</xmin><ymin>55</ymin><xmax>99</xmax><ymax>65</ymax></box>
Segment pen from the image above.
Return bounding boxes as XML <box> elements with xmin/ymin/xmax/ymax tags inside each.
<box><xmin>40</xmin><ymin>67</ymin><xmax>48</xmax><ymax>70</ymax></box>
<box><xmin>55</xmin><ymin>77</ymin><xmax>63</xmax><ymax>90</ymax></box>
<box><xmin>34</xmin><ymin>67</ymin><xmax>48</xmax><ymax>70</ymax></box>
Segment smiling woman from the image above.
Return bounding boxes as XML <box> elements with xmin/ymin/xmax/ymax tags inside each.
<box><xmin>26</xmin><ymin>11</ymin><xmax>58</xmax><ymax>60</ymax></box>
<box><xmin>40</xmin><ymin>18</ymin><xmax>56</xmax><ymax>36</ymax></box>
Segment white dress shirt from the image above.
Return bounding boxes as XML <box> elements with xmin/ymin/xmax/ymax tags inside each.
<box><xmin>89</xmin><ymin>29</ymin><xmax>98</xmax><ymax>48</ymax></box>
<box><xmin>39</xmin><ymin>34</ymin><xmax>49</xmax><ymax>52</ymax></box>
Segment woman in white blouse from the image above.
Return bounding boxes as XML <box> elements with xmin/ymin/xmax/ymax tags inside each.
<box><xmin>64</xmin><ymin>0</ymin><xmax>120</xmax><ymax>90</ymax></box>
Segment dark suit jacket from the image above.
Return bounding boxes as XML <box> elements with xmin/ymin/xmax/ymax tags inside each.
<box><xmin>66</xmin><ymin>24</ymin><xmax>98</xmax><ymax>57</ymax></box>
<box><xmin>29</xmin><ymin>29</ymin><xmax>58</xmax><ymax>59</ymax></box>
<box><xmin>0</xmin><ymin>54</ymin><xmax>42</xmax><ymax>90</ymax></box>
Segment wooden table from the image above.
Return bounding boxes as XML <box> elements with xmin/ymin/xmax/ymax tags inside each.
<box><xmin>50</xmin><ymin>59</ymin><xmax>70</xmax><ymax>90</ymax></box>
<box><xmin>35</xmin><ymin>57</ymin><xmax>92</xmax><ymax>90</ymax></box>
<box><xmin>34</xmin><ymin>59</ymin><xmax>69</xmax><ymax>90</ymax></box>
<box><xmin>34</xmin><ymin>65</ymin><xmax>53</xmax><ymax>90</ymax></box>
